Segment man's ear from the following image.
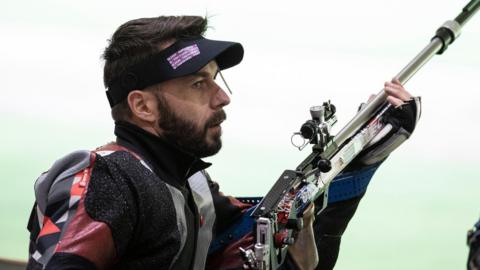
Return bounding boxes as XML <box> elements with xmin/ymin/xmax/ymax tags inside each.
<box><xmin>127</xmin><ymin>90</ymin><xmax>157</xmax><ymax>123</ymax></box>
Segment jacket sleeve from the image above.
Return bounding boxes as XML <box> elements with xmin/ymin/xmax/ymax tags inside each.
<box><xmin>313</xmin><ymin>97</ymin><xmax>422</xmax><ymax>270</ymax></box>
<box><xmin>313</xmin><ymin>195</ymin><xmax>364</xmax><ymax>270</ymax></box>
<box><xmin>26</xmin><ymin>151</ymin><xmax>137</xmax><ymax>270</ymax></box>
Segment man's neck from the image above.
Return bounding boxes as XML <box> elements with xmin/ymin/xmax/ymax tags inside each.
<box><xmin>113</xmin><ymin>121</ymin><xmax>211</xmax><ymax>189</ymax></box>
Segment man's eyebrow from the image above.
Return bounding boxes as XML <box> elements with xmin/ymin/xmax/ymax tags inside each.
<box><xmin>190</xmin><ymin>70</ymin><xmax>220</xmax><ymax>79</ymax></box>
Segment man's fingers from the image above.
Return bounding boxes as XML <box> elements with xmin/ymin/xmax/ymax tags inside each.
<box><xmin>386</xmin><ymin>95</ymin><xmax>404</xmax><ymax>107</ymax></box>
<box><xmin>384</xmin><ymin>81</ymin><xmax>403</xmax><ymax>91</ymax></box>
<box><xmin>385</xmin><ymin>86</ymin><xmax>412</xmax><ymax>101</ymax></box>
<box><xmin>301</xmin><ymin>203</ymin><xmax>315</xmax><ymax>225</ymax></box>
<box><xmin>392</xmin><ymin>78</ymin><xmax>401</xmax><ymax>85</ymax></box>
<box><xmin>303</xmin><ymin>203</ymin><xmax>315</xmax><ymax>217</ymax></box>
<box><xmin>384</xmin><ymin>83</ymin><xmax>412</xmax><ymax>101</ymax></box>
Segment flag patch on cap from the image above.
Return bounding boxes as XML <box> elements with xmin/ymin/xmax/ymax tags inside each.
<box><xmin>167</xmin><ymin>44</ymin><xmax>200</xmax><ymax>70</ymax></box>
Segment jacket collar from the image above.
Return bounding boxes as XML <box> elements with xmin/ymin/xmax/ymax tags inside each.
<box><xmin>114</xmin><ymin>121</ymin><xmax>211</xmax><ymax>188</ymax></box>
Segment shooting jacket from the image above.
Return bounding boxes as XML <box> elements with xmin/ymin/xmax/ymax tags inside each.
<box><xmin>26</xmin><ymin>121</ymin><xmax>252</xmax><ymax>270</ymax></box>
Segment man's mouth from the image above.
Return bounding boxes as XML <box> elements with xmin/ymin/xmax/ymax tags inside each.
<box><xmin>208</xmin><ymin>123</ymin><xmax>222</xmax><ymax>132</ymax></box>
<box><xmin>207</xmin><ymin>110</ymin><xmax>227</xmax><ymax>129</ymax></box>
<box><xmin>210</xmin><ymin>119</ymin><xmax>224</xmax><ymax>127</ymax></box>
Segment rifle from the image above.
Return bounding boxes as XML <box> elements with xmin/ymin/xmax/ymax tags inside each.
<box><xmin>239</xmin><ymin>1</ymin><xmax>480</xmax><ymax>269</ymax></box>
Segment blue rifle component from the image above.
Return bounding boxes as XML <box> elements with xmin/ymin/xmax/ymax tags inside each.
<box><xmin>327</xmin><ymin>163</ymin><xmax>379</xmax><ymax>203</ymax></box>
<box><xmin>209</xmin><ymin>206</ymin><xmax>257</xmax><ymax>255</ymax></box>
<box><xmin>208</xmin><ymin>163</ymin><xmax>380</xmax><ymax>254</ymax></box>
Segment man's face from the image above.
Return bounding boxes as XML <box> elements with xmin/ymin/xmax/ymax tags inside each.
<box><xmin>153</xmin><ymin>61</ymin><xmax>231</xmax><ymax>157</ymax></box>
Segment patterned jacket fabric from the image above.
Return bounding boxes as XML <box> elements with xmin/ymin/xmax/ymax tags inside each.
<box><xmin>26</xmin><ymin>122</ymin><xmax>248</xmax><ymax>269</ymax></box>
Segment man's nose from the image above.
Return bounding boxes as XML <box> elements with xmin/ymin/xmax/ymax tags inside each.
<box><xmin>211</xmin><ymin>84</ymin><xmax>231</xmax><ymax>109</ymax></box>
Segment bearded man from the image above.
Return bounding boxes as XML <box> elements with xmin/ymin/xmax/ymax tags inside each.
<box><xmin>26</xmin><ymin>15</ymin><xmax>419</xmax><ymax>270</ymax></box>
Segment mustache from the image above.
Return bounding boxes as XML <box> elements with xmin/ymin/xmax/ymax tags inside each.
<box><xmin>206</xmin><ymin>110</ymin><xmax>227</xmax><ymax>128</ymax></box>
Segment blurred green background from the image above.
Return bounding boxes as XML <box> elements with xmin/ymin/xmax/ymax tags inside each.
<box><xmin>2</xmin><ymin>0</ymin><xmax>480</xmax><ymax>269</ymax></box>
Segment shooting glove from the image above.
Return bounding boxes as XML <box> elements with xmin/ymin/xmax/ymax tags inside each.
<box><xmin>351</xmin><ymin>96</ymin><xmax>422</xmax><ymax>167</ymax></box>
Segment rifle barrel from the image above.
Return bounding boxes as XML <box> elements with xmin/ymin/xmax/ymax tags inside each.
<box><xmin>329</xmin><ymin>0</ymin><xmax>480</xmax><ymax>158</ymax></box>
<box><xmin>456</xmin><ymin>0</ymin><xmax>480</xmax><ymax>26</ymax></box>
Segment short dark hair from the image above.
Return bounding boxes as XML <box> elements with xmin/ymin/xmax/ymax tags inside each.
<box><xmin>102</xmin><ymin>16</ymin><xmax>208</xmax><ymax>122</ymax></box>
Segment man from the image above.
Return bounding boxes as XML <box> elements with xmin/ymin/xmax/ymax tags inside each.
<box><xmin>26</xmin><ymin>16</ymin><xmax>420</xmax><ymax>270</ymax></box>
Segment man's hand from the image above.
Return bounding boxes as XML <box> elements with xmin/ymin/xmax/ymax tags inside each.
<box><xmin>366</xmin><ymin>78</ymin><xmax>412</xmax><ymax>106</ymax></box>
<box><xmin>288</xmin><ymin>203</ymin><xmax>319</xmax><ymax>270</ymax></box>
<box><xmin>384</xmin><ymin>78</ymin><xmax>412</xmax><ymax>106</ymax></box>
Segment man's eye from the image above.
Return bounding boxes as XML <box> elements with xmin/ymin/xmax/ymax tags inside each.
<box><xmin>193</xmin><ymin>81</ymin><xmax>205</xmax><ymax>89</ymax></box>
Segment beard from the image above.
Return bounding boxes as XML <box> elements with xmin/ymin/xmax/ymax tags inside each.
<box><xmin>154</xmin><ymin>92</ymin><xmax>226</xmax><ymax>158</ymax></box>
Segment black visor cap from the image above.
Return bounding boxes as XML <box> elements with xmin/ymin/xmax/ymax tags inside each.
<box><xmin>106</xmin><ymin>37</ymin><xmax>244</xmax><ymax>107</ymax></box>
